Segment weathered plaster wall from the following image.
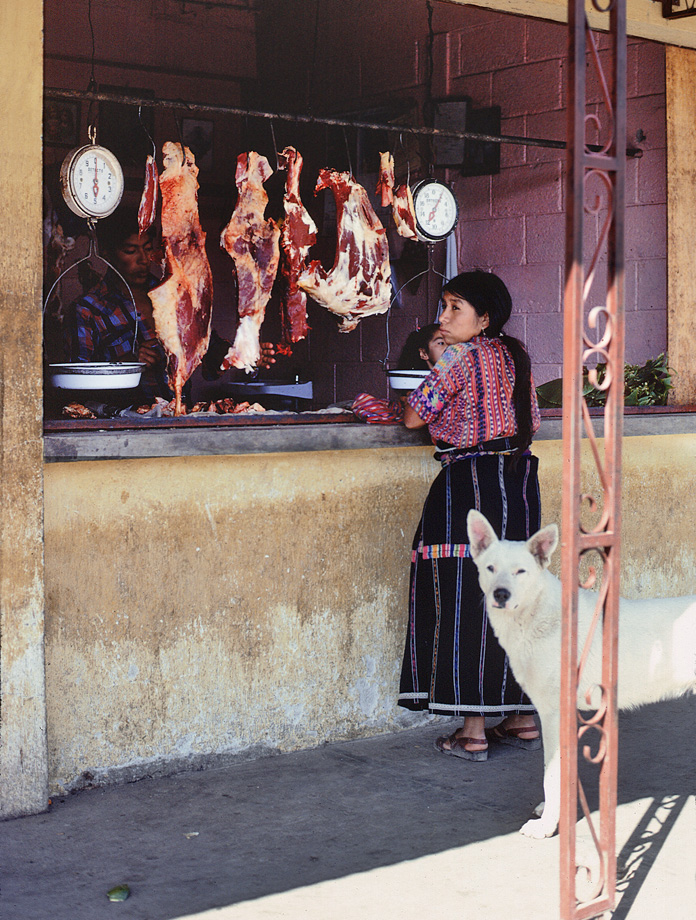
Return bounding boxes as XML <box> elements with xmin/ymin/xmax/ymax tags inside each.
<box><xmin>43</xmin><ymin>436</ymin><xmax>696</xmax><ymax>792</ymax></box>
<box><xmin>0</xmin><ymin>0</ymin><xmax>48</xmax><ymax>819</ymax></box>
<box><xmin>666</xmin><ymin>46</ymin><xmax>696</xmax><ymax>406</ymax></box>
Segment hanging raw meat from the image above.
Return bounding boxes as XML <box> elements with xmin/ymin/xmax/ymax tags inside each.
<box><xmin>376</xmin><ymin>151</ymin><xmax>395</xmax><ymax>207</ymax></box>
<box><xmin>220</xmin><ymin>151</ymin><xmax>280</xmax><ymax>372</ymax></box>
<box><xmin>297</xmin><ymin>168</ymin><xmax>392</xmax><ymax>333</ymax></box>
<box><xmin>278</xmin><ymin>146</ymin><xmax>317</xmax><ymax>346</ymax></box>
<box><xmin>375</xmin><ymin>151</ymin><xmax>418</xmax><ymax>240</ymax></box>
<box><xmin>138</xmin><ymin>154</ymin><xmax>159</xmax><ymax>234</ymax></box>
<box><xmin>148</xmin><ymin>142</ymin><xmax>213</xmax><ymax>416</ymax></box>
<box><xmin>392</xmin><ymin>183</ymin><xmax>418</xmax><ymax>241</ymax></box>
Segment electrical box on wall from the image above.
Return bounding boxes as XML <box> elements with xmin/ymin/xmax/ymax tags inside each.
<box><xmin>432</xmin><ymin>97</ymin><xmax>469</xmax><ymax>167</ymax></box>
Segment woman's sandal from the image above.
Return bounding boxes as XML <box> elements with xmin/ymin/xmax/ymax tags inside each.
<box><xmin>485</xmin><ymin>724</ymin><xmax>541</xmax><ymax>751</ymax></box>
<box><xmin>434</xmin><ymin>732</ymin><xmax>489</xmax><ymax>762</ymax></box>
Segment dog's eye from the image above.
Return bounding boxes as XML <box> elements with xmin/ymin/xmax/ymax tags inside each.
<box><xmin>515</xmin><ymin>568</ymin><xmax>526</xmax><ymax>575</ymax></box>
<box><xmin>486</xmin><ymin>565</ymin><xmax>495</xmax><ymax>573</ymax></box>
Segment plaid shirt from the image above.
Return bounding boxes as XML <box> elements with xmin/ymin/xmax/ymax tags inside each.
<box><xmin>64</xmin><ymin>271</ymin><xmax>172</xmax><ymax>400</ymax></box>
<box><xmin>407</xmin><ymin>336</ymin><xmax>540</xmax><ymax>448</ymax></box>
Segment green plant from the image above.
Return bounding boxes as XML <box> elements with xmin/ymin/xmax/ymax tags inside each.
<box><xmin>536</xmin><ymin>353</ymin><xmax>673</xmax><ymax>409</ymax></box>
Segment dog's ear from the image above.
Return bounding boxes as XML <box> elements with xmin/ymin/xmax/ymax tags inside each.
<box><xmin>467</xmin><ymin>510</ymin><xmax>498</xmax><ymax>559</ymax></box>
<box><xmin>526</xmin><ymin>524</ymin><xmax>559</xmax><ymax>568</ymax></box>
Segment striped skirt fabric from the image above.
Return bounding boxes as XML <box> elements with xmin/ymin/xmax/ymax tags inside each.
<box><xmin>398</xmin><ymin>450</ymin><xmax>541</xmax><ymax>717</ymax></box>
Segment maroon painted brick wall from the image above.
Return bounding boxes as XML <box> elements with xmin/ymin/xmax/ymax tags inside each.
<box><xmin>444</xmin><ymin>13</ymin><xmax>666</xmax><ymax>386</ymax></box>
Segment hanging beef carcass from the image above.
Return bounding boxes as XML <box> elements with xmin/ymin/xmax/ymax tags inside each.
<box><xmin>278</xmin><ymin>146</ymin><xmax>317</xmax><ymax>346</ymax></box>
<box><xmin>148</xmin><ymin>142</ymin><xmax>213</xmax><ymax>415</ymax></box>
<box><xmin>376</xmin><ymin>151</ymin><xmax>395</xmax><ymax>207</ymax></box>
<box><xmin>220</xmin><ymin>152</ymin><xmax>280</xmax><ymax>372</ymax></box>
<box><xmin>376</xmin><ymin>150</ymin><xmax>418</xmax><ymax>241</ymax></box>
<box><xmin>297</xmin><ymin>168</ymin><xmax>392</xmax><ymax>333</ymax></box>
<box><xmin>138</xmin><ymin>154</ymin><xmax>159</xmax><ymax>234</ymax></box>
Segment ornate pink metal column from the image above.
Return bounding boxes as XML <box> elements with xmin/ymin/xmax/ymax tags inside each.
<box><xmin>561</xmin><ymin>0</ymin><xmax>626</xmax><ymax>917</ymax></box>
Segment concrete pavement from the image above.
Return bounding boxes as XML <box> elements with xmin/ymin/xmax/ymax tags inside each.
<box><xmin>1</xmin><ymin>697</ymin><xmax>693</xmax><ymax>920</ymax></box>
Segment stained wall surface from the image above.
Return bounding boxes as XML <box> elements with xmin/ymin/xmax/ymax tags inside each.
<box><xmin>43</xmin><ymin>435</ymin><xmax>696</xmax><ymax>792</ymax></box>
<box><xmin>0</xmin><ymin>0</ymin><xmax>47</xmax><ymax>819</ymax></box>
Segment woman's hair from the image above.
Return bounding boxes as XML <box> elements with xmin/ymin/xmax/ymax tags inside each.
<box><xmin>397</xmin><ymin>323</ymin><xmax>441</xmax><ymax>370</ymax></box>
<box><xmin>442</xmin><ymin>270</ymin><xmax>535</xmax><ymax>454</ymax></box>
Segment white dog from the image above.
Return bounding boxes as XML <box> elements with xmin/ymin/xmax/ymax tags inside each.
<box><xmin>466</xmin><ymin>509</ymin><xmax>696</xmax><ymax>839</ymax></box>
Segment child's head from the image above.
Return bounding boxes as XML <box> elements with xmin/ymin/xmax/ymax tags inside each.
<box><xmin>397</xmin><ymin>324</ymin><xmax>446</xmax><ymax>370</ymax></box>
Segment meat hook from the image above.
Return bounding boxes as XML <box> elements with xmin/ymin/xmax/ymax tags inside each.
<box><xmin>175</xmin><ymin>115</ymin><xmax>187</xmax><ymax>166</ymax></box>
<box><xmin>269</xmin><ymin>118</ymin><xmax>281</xmax><ymax>172</ymax></box>
<box><xmin>138</xmin><ymin>104</ymin><xmax>157</xmax><ymax>159</ymax></box>
<box><xmin>342</xmin><ymin>126</ymin><xmax>353</xmax><ymax>178</ymax></box>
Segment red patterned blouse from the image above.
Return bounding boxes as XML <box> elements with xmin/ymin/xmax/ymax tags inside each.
<box><xmin>406</xmin><ymin>335</ymin><xmax>540</xmax><ymax>448</ymax></box>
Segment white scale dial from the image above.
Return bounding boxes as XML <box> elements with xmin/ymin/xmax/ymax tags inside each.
<box><xmin>411</xmin><ymin>179</ymin><xmax>459</xmax><ymax>243</ymax></box>
<box><xmin>60</xmin><ymin>143</ymin><xmax>124</xmax><ymax>220</ymax></box>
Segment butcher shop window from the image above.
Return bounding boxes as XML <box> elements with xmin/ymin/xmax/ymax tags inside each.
<box><xmin>41</xmin><ymin>0</ymin><xmax>669</xmax><ymax>433</ymax></box>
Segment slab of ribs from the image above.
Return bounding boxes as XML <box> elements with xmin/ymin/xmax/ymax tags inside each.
<box><xmin>220</xmin><ymin>151</ymin><xmax>280</xmax><ymax>372</ymax></box>
<box><xmin>278</xmin><ymin>146</ymin><xmax>317</xmax><ymax>345</ymax></box>
<box><xmin>148</xmin><ymin>142</ymin><xmax>213</xmax><ymax>416</ymax></box>
<box><xmin>138</xmin><ymin>154</ymin><xmax>159</xmax><ymax>234</ymax></box>
<box><xmin>298</xmin><ymin>168</ymin><xmax>392</xmax><ymax>333</ymax></box>
<box><xmin>376</xmin><ymin>151</ymin><xmax>418</xmax><ymax>241</ymax></box>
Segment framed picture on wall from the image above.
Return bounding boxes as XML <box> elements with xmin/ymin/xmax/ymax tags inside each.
<box><xmin>43</xmin><ymin>99</ymin><xmax>81</xmax><ymax>147</ymax></box>
<box><xmin>182</xmin><ymin>118</ymin><xmax>214</xmax><ymax>171</ymax></box>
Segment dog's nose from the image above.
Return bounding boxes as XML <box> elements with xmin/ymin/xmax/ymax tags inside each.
<box><xmin>493</xmin><ymin>587</ymin><xmax>511</xmax><ymax>607</ymax></box>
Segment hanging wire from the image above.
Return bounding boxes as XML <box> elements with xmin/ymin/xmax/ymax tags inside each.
<box><xmin>306</xmin><ymin>0</ymin><xmax>321</xmax><ymax>115</ymax></box>
<box><xmin>269</xmin><ymin>118</ymin><xmax>280</xmax><ymax>170</ymax></box>
<box><xmin>175</xmin><ymin>115</ymin><xmax>187</xmax><ymax>165</ymax></box>
<box><xmin>382</xmin><ymin>262</ymin><xmax>448</xmax><ymax>369</ymax></box>
<box><xmin>86</xmin><ymin>0</ymin><xmax>98</xmax><ymax>132</ymax></box>
<box><xmin>342</xmin><ymin>126</ymin><xmax>353</xmax><ymax>177</ymax></box>
<box><xmin>43</xmin><ymin>227</ymin><xmax>140</xmax><ymax>357</ymax></box>
<box><xmin>425</xmin><ymin>0</ymin><xmax>436</xmax><ymax>177</ymax></box>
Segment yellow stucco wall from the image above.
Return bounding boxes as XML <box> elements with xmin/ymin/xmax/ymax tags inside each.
<box><xmin>0</xmin><ymin>0</ymin><xmax>47</xmax><ymax>818</ymax></box>
<box><xmin>43</xmin><ymin>435</ymin><xmax>696</xmax><ymax>792</ymax></box>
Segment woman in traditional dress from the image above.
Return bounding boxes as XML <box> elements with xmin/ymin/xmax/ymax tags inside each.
<box><xmin>398</xmin><ymin>270</ymin><xmax>542</xmax><ymax>761</ymax></box>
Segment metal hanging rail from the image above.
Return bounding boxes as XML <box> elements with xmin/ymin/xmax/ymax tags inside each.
<box><xmin>43</xmin><ymin>87</ymin><xmax>642</xmax><ymax>158</ymax></box>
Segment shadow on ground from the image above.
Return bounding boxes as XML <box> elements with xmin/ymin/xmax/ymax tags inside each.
<box><xmin>0</xmin><ymin>697</ymin><xmax>692</xmax><ymax>920</ymax></box>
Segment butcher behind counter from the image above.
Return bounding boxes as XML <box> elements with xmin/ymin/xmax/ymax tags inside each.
<box><xmin>60</xmin><ymin>208</ymin><xmax>276</xmax><ymax>414</ymax></box>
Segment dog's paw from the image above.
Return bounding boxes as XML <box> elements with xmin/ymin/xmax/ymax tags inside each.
<box><xmin>520</xmin><ymin>817</ymin><xmax>558</xmax><ymax>839</ymax></box>
<box><xmin>533</xmin><ymin>801</ymin><xmax>545</xmax><ymax>817</ymax></box>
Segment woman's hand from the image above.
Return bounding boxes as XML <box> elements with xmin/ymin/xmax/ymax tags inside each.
<box><xmin>403</xmin><ymin>403</ymin><xmax>428</xmax><ymax>429</ymax></box>
<box><xmin>137</xmin><ymin>343</ymin><xmax>160</xmax><ymax>367</ymax></box>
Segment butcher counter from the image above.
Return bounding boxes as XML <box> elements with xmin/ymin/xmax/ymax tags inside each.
<box><xmin>41</xmin><ymin>410</ymin><xmax>696</xmax><ymax>794</ymax></box>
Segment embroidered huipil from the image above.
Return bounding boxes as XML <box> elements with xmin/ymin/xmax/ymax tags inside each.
<box><xmin>406</xmin><ymin>335</ymin><xmax>540</xmax><ymax>447</ymax></box>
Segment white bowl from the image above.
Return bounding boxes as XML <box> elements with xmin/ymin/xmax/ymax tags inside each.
<box><xmin>49</xmin><ymin>362</ymin><xmax>145</xmax><ymax>390</ymax></box>
<box><xmin>386</xmin><ymin>369</ymin><xmax>431</xmax><ymax>391</ymax></box>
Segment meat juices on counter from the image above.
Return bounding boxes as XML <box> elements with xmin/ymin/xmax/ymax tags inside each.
<box><xmin>297</xmin><ymin>168</ymin><xmax>392</xmax><ymax>333</ymax></box>
<box><xmin>375</xmin><ymin>151</ymin><xmax>418</xmax><ymax>240</ymax></box>
<box><xmin>138</xmin><ymin>154</ymin><xmax>159</xmax><ymax>234</ymax></box>
<box><xmin>220</xmin><ymin>151</ymin><xmax>281</xmax><ymax>372</ymax></box>
<box><xmin>278</xmin><ymin>146</ymin><xmax>317</xmax><ymax>345</ymax></box>
<box><xmin>148</xmin><ymin>142</ymin><xmax>213</xmax><ymax>416</ymax></box>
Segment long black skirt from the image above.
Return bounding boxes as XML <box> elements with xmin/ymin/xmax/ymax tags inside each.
<box><xmin>398</xmin><ymin>450</ymin><xmax>541</xmax><ymax>717</ymax></box>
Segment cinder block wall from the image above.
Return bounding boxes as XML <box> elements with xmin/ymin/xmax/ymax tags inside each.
<box><xmin>446</xmin><ymin>11</ymin><xmax>667</xmax><ymax>384</ymax></box>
